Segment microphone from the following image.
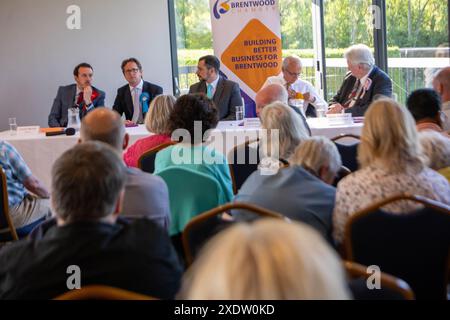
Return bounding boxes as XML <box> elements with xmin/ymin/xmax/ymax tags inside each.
<box><xmin>140</xmin><ymin>92</ymin><xmax>150</xmax><ymax>114</ymax></box>
<box><xmin>45</xmin><ymin>127</ymin><xmax>76</xmax><ymax>136</ymax></box>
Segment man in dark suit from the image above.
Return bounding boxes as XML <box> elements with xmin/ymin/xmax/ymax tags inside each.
<box><xmin>48</xmin><ymin>63</ymin><xmax>105</xmax><ymax>127</ymax></box>
<box><xmin>328</xmin><ymin>44</ymin><xmax>392</xmax><ymax>117</ymax></box>
<box><xmin>113</xmin><ymin>57</ymin><xmax>163</xmax><ymax>125</ymax></box>
<box><xmin>189</xmin><ymin>55</ymin><xmax>242</xmax><ymax>120</ymax></box>
<box><xmin>0</xmin><ymin>142</ymin><xmax>182</xmax><ymax>300</ymax></box>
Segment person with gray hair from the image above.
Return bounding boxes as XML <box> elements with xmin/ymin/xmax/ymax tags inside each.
<box><xmin>419</xmin><ymin>130</ymin><xmax>450</xmax><ymax>181</ymax></box>
<box><xmin>262</xmin><ymin>56</ymin><xmax>327</xmax><ymax>117</ymax></box>
<box><xmin>432</xmin><ymin>66</ymin><xmax>450</xmax><ymax>131</ymax></box>
<box><xmin>234</xmin><ymin>136</ymin><xmax>342</xmax><ymax>243</ymax></box>
<box><xmin>328</xmin><ymin>44</ymin><xmax>392</xmax><ymax>116</ymax></box>
<box><xmin>0</xmin><ymin>142</ymin><xmax>182</xmax><ymax>299</ymax></box>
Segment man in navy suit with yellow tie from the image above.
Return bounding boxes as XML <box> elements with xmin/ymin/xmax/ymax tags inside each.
<box><xmin>189</xmin><ymin>55</ymin><xmax>243</xmax><ymax>120</ymax></box>
<box><xmin>113</xmin><ymin>58</ymin><xmax>163</xmax><ymax>125</ymax></box>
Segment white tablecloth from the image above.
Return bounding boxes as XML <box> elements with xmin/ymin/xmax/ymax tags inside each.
<box><xmin>0</xmin><ymin>119</ymin><xmax>362</xmax><ymax>190</ymax></box>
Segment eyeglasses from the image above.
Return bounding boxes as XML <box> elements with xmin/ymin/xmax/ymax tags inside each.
<box><xmin>284</xmin><ymin>69</ymin><xmax>301</xmax><ymax>77</ymax></box>
<box><xmin>125</xmin><ymin>68</ymin><xmax>140</xmax><ymax>74</ymax></box>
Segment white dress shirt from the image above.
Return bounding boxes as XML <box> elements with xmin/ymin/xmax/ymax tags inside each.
<box><xmin>130</xmin><ymin>79</ymin><xmax>144</xmax><ymax>124</ymax></box>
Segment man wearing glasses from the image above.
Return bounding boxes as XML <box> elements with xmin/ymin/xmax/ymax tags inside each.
<box><xmin>113</xmin><ymin>57</ymin><xmax>163</xmax><ymax>125</ymax></box>
<box><xmin>262</xmin><ymin>55</ymin><xmax>326</xmax><ymax>118</ymax></box>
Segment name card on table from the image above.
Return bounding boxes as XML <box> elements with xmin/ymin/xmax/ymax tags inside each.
<box><xmin>243</xmin><ymin>118</ymin><xmax>261</xmax><ymax>128</ymax></box>
<box><xmin>326</xmin><ymin>113</ymin><xmax>354</xmax><ymax>126</ymax></box>
<box><xmin>17</xmin><ymin>126</ymin><xmax>40</xmax><ymax>134</ymax></box>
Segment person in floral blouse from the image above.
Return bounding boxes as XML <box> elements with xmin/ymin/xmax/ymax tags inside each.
<box><xmin>332</xmin><ymin>98</ymin><xmax>450</xmax><ymax>245</ymax></box>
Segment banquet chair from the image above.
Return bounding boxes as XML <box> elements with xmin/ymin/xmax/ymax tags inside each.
<box><xmin>331</xmin><ymin>134</ymin><xmax>360</xmax><ymax>172</ymax></box>
<box><xmin>344</xmin><ymin>260</ymin><xmax>415</xmax><ymax>300</ymax></box>
<box><xmin>182</xmin><ymin>202</ymin><xmax>287</xmax><ymax>267</ymax></box>
<box><xmin>344</xmin><ymin>193</ymin><xmax>450</xmax><ymax>300</ymax></box>
<box><xmin>227</xmin><ymin>139</ymin><xmax>260</xmax><ymax>194</ymax></box>
<box><xmin>54</xmin><ymin>285</ymin><xmax>156</xmax><ymax>300</ymax></box>
<box><xmin>333</xmin><ymin>165</ymin><xmax>352</xmax><ymax>187</ymax></box>
<box><xmin>137</xmin><ymin>141</ymin><xmax>178</xmax><ymax>174</ymax></box>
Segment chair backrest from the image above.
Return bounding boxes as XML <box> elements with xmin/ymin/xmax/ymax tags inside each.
<box><xmin>182</xmin><ymin>202</ymin><xmax>287</xmax><ymax>267</ymax></box>
<box><xmin>344</xmin><ymin>193</ymin><xmax>450</xmax><ymax>300</ymax></box>
<box><xmin>333</xmin><ymin>165</ymin><xmax>352</xmax><ymax>187</ymax></box>
<box><xmin>155</xmin><ymin>167</ymin><xmax>224</xmax><ymax>236</ymax></box>
<box><xmin>331</xmin><ymin>134</ymin><xmax>360</xmax><ymax>172</ymax></box>
<box><xmin>137</xmin><ymin>141</ymin><xmax>177</xmax><ymax>174</ymax></box>
<box><xmin>344</xmin><ymin>261</ymin><xmax>415</xmax><ymax>300</ymax></box>
<box><xmin>0</xmin><ymin>167</ymin><xmax>18</xmax><ymax>241</ymax></box>
<box><xmin>53</xmin><ymin>285</ymin><xmax>156</xmax><ymax>300</ymax></box>
<box><xmin>227</xmin><ymin>139</ymin><xmax>260</xmax><ymax>194</ymax></box>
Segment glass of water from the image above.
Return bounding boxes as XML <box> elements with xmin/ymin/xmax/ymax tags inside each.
<box><xmin>235</xmin><ymin>105</ymin><xmax>244</xmax><ymax>121</ymax></box>
<box><xmin>8</xmin><ymin>118</ymin><xmax>17</xmax><ymax>135</ymax></box>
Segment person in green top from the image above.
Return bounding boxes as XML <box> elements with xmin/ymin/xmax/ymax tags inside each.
<box><xmin>154</xmin><ymin>93</ymin><xmax>234</xmax><ymax>203</ymax></box>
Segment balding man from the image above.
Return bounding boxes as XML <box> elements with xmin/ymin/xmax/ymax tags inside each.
<box><xmin>255</xmin><ymin>83</ymin><xmax>311</xmax><ymax>135</ymax></box>
<box><xmin>79</xmin><ymin>108</ymin><xmax>171</xmax><ymax>229</ymax></box>
<box><xmin>328</xmin><ymin>44</ymin><xmax>392</xmax><ymax>116</ymax></box>
<box><xmin>432</xmin><ymin>67</ymin><xmax>450</xmax><ymax>131</ymax></box>
<box><xmin>262</xmin><ymin>56</ymin><xmax>327</xmax><ymax>117</ymax></box>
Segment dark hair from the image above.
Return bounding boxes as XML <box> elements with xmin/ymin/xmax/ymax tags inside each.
<box><xmin>199</xmin><ymin>55</ymin><xmax>220</xmax><ymax>72</ymax></box>
<box><xmin>121</xmin><ymin>57</ymin><xmax>142</xmax><ymax>73</ymax></box>
<box><xmin>51</xmin><ymin>141</ymin><xmax>126</xmax><ymax>223</ymax></box>
<box><xmin>168</xmin><ymin>94</ymin><xmax>218</xmax><ymax>144</ymax></box>
<box><xmin>406</xmin><ymin>88</ymin><xmax>442</xmax><ymax>121</ymax></box>
<box><xmin>73</xmin><ymin>63</ymin><xmax>93</xmax><ymax>76</ymax></box>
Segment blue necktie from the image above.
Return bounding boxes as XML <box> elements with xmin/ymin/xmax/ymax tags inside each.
<box><xmin>207</xmin><ymin>84</ymin><xmax>213</xmax><ymax>99</ymax></box>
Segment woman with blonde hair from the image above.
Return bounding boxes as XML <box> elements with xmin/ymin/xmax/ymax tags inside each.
<box><xmin>179</xmin><ymin>219</ymin><xmax>351</xmax><ymax>300</ymax></box>
<box><xmin>259</xmin><ymin>102</ymin><xmax>309</xmax><ymax>161</ymax></box>
<box><xmin>123</xmin><ymin>94</ymin><xmax>175</xmax><ymax>167</ymax></box>
<box><xmin>333</xmin><ymin>98</ymin><xmax>450</xmax><ymax>244</ymax></box>
<box><xmin>419</xmin><ymin>130</ymin><xmax>450</xmax><ymax>182</ymax></box>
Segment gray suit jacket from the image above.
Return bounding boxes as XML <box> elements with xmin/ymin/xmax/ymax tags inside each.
<box><xmin>122</xmin><ymin>167</ymin><xmax>171</xmax><ymax>231</ymax></box>
<box><xmin>234</xmin><ymin>166</ymin><xmax>336</xmax><ymax>244</ymax></box>
<box><xmin>48</xmin><ymin>84</ymin><xmax>105</xmax><ymax>127</ymax></box>
<box><xmin>189</xmin><ymin>77</ymin><xmax>242</xmax><ymax>120</ymax></box>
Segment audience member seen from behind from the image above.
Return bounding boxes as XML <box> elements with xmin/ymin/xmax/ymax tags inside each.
<box><xmin>419</xmin><ymin>130</ymin><xmax>450</xmax><ymax>182</ymax></box>
<box><xmin>259</xmin><ymin>102</ymin><xmax>310</xmax><ymax>162</ymax></box>
<box><xmin>234</xmin><ymin>136</ymin><xmax>341</xmax><ymax>243</ymax></box>
<box><xmin>123</xmin><ymin>95</ymin><xmax>175</xmax><ymax>168</ymax></box>
<box><xmin>406</xmin><ymin>88</ymin><xmax>449</xmax><ymax>138</ymax></box>
<box><xmin>154</xmin><ymin>93</ymin><xmax>234</xmax><ymax>203</ymax></box>
<box><xmin>432</xmin><ymin>66</ymin><xmax>450</xmax><ymax>131</ymax></box>
<box><xmin>0</xmin><ymin>140</ymin><xmax>51</xmax><ymax>232</ymax></box>
<box><xmin>333</xmin><ymin>98</ymin><xmax>450</xmax><ymax>244</ymax></box>
<box><xmin>179</xmin><ymin>219</ymin><xmax>351</xmax><ymax>300</ymax></box>
<box><xmin>0</xmin><ymin>142</ymin><xmax>182</xmax><ymax>299</ymax></box>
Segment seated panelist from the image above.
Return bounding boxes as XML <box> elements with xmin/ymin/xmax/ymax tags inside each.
<box><xmin>48</xmin><ymin>62</ymin><xmax>105</xmax><ymax>127</ymax></box>
<box><xmin>113</xmin><ymin>57</ymin><xmax>163</xmax><ymax>125</ymax></box>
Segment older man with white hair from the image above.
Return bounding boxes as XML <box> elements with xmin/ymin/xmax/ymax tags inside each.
<box><xmin>263</xmin><ymin>55</ymin><xmax>327</xmax><ymax>117</ymax></box>
<box><xmin>328</xmin><ymin>44</ymin><xmax>392</xmax><ymax>116</ymax></box>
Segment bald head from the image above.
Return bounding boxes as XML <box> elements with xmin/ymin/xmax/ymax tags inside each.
<box><xmin>80</xmin><ymin>108</ymin><xmax>127</xmax><ymax>152</ymax></box>
<box><xmin>255</xmin><ymin>84</ymin><xmax>288</xmax><ymax>116</ymax></box>
<box><xmin>433</xmin><ymin>67</ymin><xmax>450</xmax><ymax>103</ymax></box>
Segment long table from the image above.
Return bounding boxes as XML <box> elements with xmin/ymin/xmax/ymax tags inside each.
<box><xmin>0</xmin><ymin>118</ymin><xmax>363</xmax><ymax>190</ymax></box>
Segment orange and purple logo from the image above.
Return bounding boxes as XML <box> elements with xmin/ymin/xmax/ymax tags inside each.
<box><xmin>213</xmin><ymin>0</ymin><xmax>231</xmax><ymax>19</ymax></box>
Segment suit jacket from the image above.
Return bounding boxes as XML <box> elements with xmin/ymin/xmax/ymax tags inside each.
<box><xmin>189</xmin><ymin>77</ymin><xmax>242</xmax><ymax>120</ymax></box>
<box><xmin>329</xmin><ymin>66</ymin><xmax>392</xmax><ymax>117</ymax></box>
<box><xmin>48</xmin><ymin>84</ymin><xmax>105</xmax><ymax>127</ymax></box>
<box><xmin>234</xmin><ymin>166</ymin><xmax>336</xmax><ymax>244</ymax></box>
<box><xmin>0</xmin><ymin>219</ymin><xmax>182</xmax><ymax>299</ymax></box>
<box><xmin>113</xmin><ymin>80</ymin><xmax>163</xmax><ymax>121</ymax></box>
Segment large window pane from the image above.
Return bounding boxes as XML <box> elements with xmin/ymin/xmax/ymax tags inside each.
<box><xmin>386</xmin><ymin>0</ymin><xmax>449</xmax><ymax>104</ymax></box>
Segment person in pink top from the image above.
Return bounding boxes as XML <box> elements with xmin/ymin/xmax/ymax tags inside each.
<box><xmin>123</xmin><ymin>95</ymin><xmax>175</xmax><ymax>167</ymax></box>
